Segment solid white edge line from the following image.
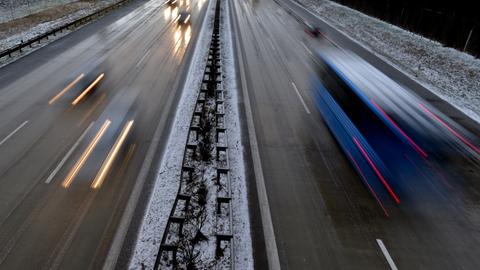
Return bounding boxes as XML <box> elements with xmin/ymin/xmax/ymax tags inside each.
<box><xmin>300</xmin><ymin>41</ymin><xmax>312</xmax><ymax>55</ymax></box>
<box><xmin>0</xmin><ymin>120</ymin><xmax>29</xmax><ymax>147</ymax></box>
<box><xmin>45</xmin><ymin>122</ymin><xmax>95</xmax><ymax>184</ymax></box>
<box><xmin>231</xmin><ymin>0</ymin><xmax>281</xmax><ymax>269</ymax></box>
<box><xmin>291</xmin><ymin>81</ymin><xmax>311</xmax><ymax>114</ymax></box>
<box><xmin>376</xmin><ymin>239</ymin><xmax>399</xmax><ymax>270</ymax></box>
<box><xmin>268</xmin><ymin>38</ymin><xmax>277</xmax><ymax>51</ymax></box>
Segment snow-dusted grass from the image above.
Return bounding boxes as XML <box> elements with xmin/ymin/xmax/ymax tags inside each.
<box><xmin>220</xmin><ymin>0</ymin><xmax>254</xmax><ymax>268</ymax></box>
<box><xmin>0</xmin><ymin>0</ymin><xmax>77</xmax><ymax>22</ymax></box>
<box><xmin>2</xmin><ymin>6</ymin><xmax>88</xmax><ymax>51</ymax></box>
<box><xmin>297</xmin><ymin>0</ymin><xmax>480</xmax><ymax>123</ymax></box>
<box><xmin>0</xmin><ymin>0</ymin><xmax>124</xmax><ymax>67</ymax></box>
<box><xmin>127</xmin><ymin>0</ymin><xmax>216</xmax><ymax>268</ymax></box>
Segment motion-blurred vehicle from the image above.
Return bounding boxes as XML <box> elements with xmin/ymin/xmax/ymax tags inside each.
<box><xmin>311</xmin><ymin>47</ymin><xmax>479</xmax><ymax>206</ymax></box>
<box><xmin>177</xmin><ymin>11</ymin><xmax>191</xmax><ymax>26</ymax></box>
<box><xmin>304</xmin><ymin>22</ymin><xmax>321</xmax><ymax>38</ymax></box>
<box><xmin>48</xmin><ymin>56</ymin><xmax>107</xmax><ymax>106</ymax></box>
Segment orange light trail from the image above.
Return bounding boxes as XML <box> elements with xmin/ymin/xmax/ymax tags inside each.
<box><xmin>91</xmin><ymin>120</ymin><xmax>134</xmax><ymax>189</ymax></box>
<box><xmin>72</xmin><ymin>73</ymin><xmax>105</xmax><ymax>105</ymax></box>
<box><xmin>185</xmin><ymin>25</ymin><xmax>191</xmax><ymax>45</ymax></box>
<box><xmin>49</xmin><ymin>74</ymin><xmax>84</xmax><ymax>105</ymax></box>
<box><xmin>164</xmin><ymin>6</ymin><xmax>171</xmax><ymax>20</ymax></box>
<box><xmin>62</xmin><ymin>119</ymin><xmax>111</xmax><ymax>188</ymax></box>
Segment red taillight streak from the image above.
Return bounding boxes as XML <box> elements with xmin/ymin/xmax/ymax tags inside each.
<box><xmin>348</xmin><ymin>152</ymin><xmax>389</xmax><ymax>216</ymax></box>
<box><xmin>420</xmin><ymin>103</ymin><xmax>480</xmax><ymax>154</ymax></box>
<box><xmin>353</xmin><ymin>137</ymin><xmax>401</xmax><ymax>204</ymax></box>
<box><xmin>371</xmin><ymin>99</ymin><xmax>428</xmax><ymax>158</ymax></box>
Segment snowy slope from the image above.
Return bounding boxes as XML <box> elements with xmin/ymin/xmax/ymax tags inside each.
<box><xmin>0</xmin><ymin>0</ymin><xmax>77</xmax><ymax>22</ymax></box>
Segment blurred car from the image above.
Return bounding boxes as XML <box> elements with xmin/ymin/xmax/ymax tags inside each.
<box><xmin>59</xmin><ymin>56</ymin><xmax>108</xmax><ymax>106</ymax></box>
<box><xmin>304</xmin><ymin>22</ymin><xmax>321</xmax><ymax>38</ymax></box>
<box><xmin>177</xmin><ymin>11</ymin><xmax>191</xmax><ymax>25</ymax></box>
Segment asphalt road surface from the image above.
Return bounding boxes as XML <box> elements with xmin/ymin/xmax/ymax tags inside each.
<box><xmin>0</xmin><ymin>0</ymin><xmax>208</xmax><ymax>269</ymax></box>
<box><xmin>232</xmin><ymin>0</ymin><xmax>480</xmax><ymax>269</ymax></box>
<box><xmin>2</xmin><ymin>0</ymin><xmax>480</xmax><ymax>269</ymax></box>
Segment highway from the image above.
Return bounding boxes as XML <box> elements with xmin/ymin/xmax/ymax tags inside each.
<box><xmin>1</xmin><ymin>0</ymin><xmax>480</xmax><ymax>269</ymax></box>
<box><xmin>231</xmin><ymin>0</ymin><xmax>480</xmax><ymax>269</ymax></box>
<box><xmin>0</xmin><ymin>0</ymin><xmax>208</xmax><ymax>269</ymax></box>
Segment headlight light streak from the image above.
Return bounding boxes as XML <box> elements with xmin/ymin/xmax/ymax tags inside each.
<box><xmin>72</xmin><ymin>73</ymin><xmax>105</xmax><ymax>105</ymax></box>
<box><xmin>91</xmin><ymin>120</ymin><xmax>134</xmax><ymax>189</ymax></box>
<box><xmin>49</xmin><ymin>73</ymin><xmax>85</xmax><ymax>105</ymax></box>
<box><xmin>62</xmin><ymin>119</ymin><xmax>111</xmax><ymax>188</ymax></box>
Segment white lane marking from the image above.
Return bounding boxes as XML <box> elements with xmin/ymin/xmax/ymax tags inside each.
<box><xmin>376</xmin><ymin>239</ymin><xmax>399</xmax><ymax>270</ymax></box>
<box><xmin>45</xmin><ymin>122</ymin><xmax>94</xmax><ymax>184</ymax></box>
<box><xmin>268</xmin><ymin>38</ymin><xmax>277</xmax><ymax>51</ymax></box>
<box><xmin>0</xmin><ymin>121</ymin><xmax>29</xmax><ymax>147</ymax></box>
<box><xmin>291</xmin><ymin>82</ymin><xmax>311</xmax><ymax>114</ymax></box>
<box><xmin>232</xmin><ymin>0</ymin><xmax>281</xmax><ymax>268</ymax></box>
<box><xmin>323</xmin><ymin>34</ymin><xmax>343</xmax><ymax>50</ymax></box>
<box><xmin>135</xmin><ymin>48</ymin><xmax>152</xmax><ymax>68</ymax></box>
<box><xmin>301</xmin><ymin>41</ymin><xmax>312</xmax><ymax>55</ymax></box>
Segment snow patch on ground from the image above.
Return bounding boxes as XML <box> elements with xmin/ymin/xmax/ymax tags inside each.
<box><xmin>127</xmin><ymin>0</ymin><xmax>216</xmax><ymax>269</ymax></box>
<box><xmin>3</xmin><ymin>7</ymin><xmax>86</xmax><ymax>51</ymax></box>
<box><xmin>221</xmin><ymin>0</ymin><xmax>254</xmax><ymax>268</ymax></box>
<box><xmin>297</xmin><ymin>0</ymin><xmax>480</xmax><ymax>123</ymax></box>
<box><xmin>0</xmin><ymin>0</ymin><xmax>77</xmax><ymax>22</ymax></box>
<box><xmin>0</xmin><ymin>0</ymin><xmax>122</xmax><ymax>62</ymax></box>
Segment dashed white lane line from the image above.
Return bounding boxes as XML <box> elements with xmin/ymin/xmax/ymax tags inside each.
<box><xmin>301</xmin><ymin>41</ymin><xmax>312</xmax><ymax>55</ymax></box>
<box><xmin>135</xmin><ymin>48</ymin><xmax>152</xmax><ymax>68</ymax></box>
<box><xmin>45</xmin><ymin>122</ymin><xmax>95</xmax><ymax>184</ymax></box>
<box><xmin>291</xmin><ymin>81</ymin><xmax>311</xmax><ymax>114</ymax></box>
<box><xmin>376</xmin><ymin>239</ymin><xmax>399</xmax><ymax>270</ymax></box>
<box><xmin>268</xmin><ymin>38</ymin><xmax>277</xmax><ymax>51</ymax></box>
<box><xmin>0</xmin><ymin>121</ymin><xmax>29</xmax><ymax>147</ymax></box>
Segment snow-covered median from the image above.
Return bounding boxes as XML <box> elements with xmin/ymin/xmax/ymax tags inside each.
<box><xmin>297</xmin><ymin>0</ymin><xmax>480</xmax><ymax>123</ymax></box>
<box><xmin>129</xmin><ymin>0</ymin><xmax>253</xmax><ymax>268</ymax></box>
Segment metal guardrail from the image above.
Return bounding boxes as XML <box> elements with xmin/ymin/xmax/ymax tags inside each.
<box><xmin>0</xmin><ymin>0</ymin><xmax>133</xmax><ymax>59</ymax></box>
